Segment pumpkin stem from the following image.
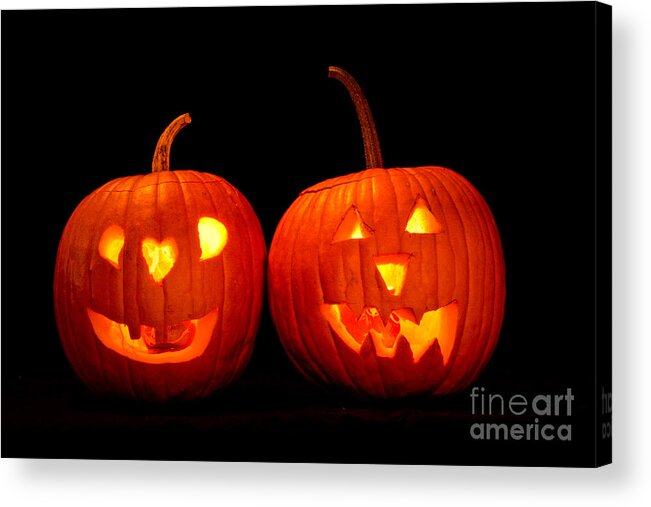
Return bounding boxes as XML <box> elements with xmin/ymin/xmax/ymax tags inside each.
<box><xmin>328</xmin><ymin>66</ymin><xmax>384</xmax><ymax>169</ymax></box>
<box><xmin>152</xmin><ymin>113</ymin><xmax>192</xmax><ymax>173</ymax></box>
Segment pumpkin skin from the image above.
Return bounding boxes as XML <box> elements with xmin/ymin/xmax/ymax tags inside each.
<box><xmin>54</xmin><ymin>114</ymin><xmax>266</xmax><ymax>401</ymax></box>
<box><xmin>267</xmin><ymin>69</ymin><xmax>505</xmax><ymax>399</ymax></box>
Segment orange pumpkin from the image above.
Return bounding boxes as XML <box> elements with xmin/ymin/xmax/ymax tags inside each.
<box><xmin>54</xmin><ymin>114</ymin><xmax>266</xmax><ymax>401</ymax></box>
<box><xmin>268</xmin><ymin>67</ymin><xmax>506</xmax><ymax>399</ymax></box>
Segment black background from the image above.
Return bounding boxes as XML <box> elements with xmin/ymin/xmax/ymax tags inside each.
<box><xmin>1</xmin><ymin>3</ymin><xmax>606</xmax><ymax>466</ymax></box>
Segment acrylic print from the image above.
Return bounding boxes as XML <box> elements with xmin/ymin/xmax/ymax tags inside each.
<box><xmin>1</xmin><ymin>2</ymin><xmax>612</xmax><ymax>467</ymax></box>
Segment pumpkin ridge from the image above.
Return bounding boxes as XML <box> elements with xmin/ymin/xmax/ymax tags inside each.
<box><xmin>104</xmin><ymin>174</ymin><xmax>141</xmax><ymax>398</ymax></box>
<box><xmin>195</xmin><ymin>174</ymin><xmax>228</xmax><ymax>397</ymax></box>
<box><xmin>417</xmin><ymin>169</ymin><xmax>469</xmax><ymax>393</ymax></box>
<box><xmin>296</xmin><ymin>194</ymin><xmax>336</xmax><ymax>379</ymax></box>
<box><xmin>286</xmin><ymin>196</ymin><xmax>316</xmax><ymax>376</ymax></box>
<box><xmin>196</xmin><ymin>174</ymin><xmax>231</xmax><ymax>391</ymax></box>
<box><xmin>315</xmin><ymin>187</ymin><xmax>367</xmax><ymax>394</ymax></box>
<box><xmin>422</xmin><ymin>171</ymin><xmax>451</xmax><ymax>324</ymax></box>
<box><xmin>396</xmin><ymin>167</ymin><xmax>440</xmax><ymax>321</ymax></box>
<box><xmin>58</xmin><ymin>183</ymin><xmax>109</xmax><ymax>392</ymax></box>
<box><xmin>171</xmin><ymin>170</ymin><xmax>196</xmax><ymax>322</ymax></box>
<box><xmin>281</xmin><ymin>195</ymin><xmax>331</xmax><ymax>386</ymax></box>
<box><xmin>205</xmin><ymin>172</ymin><xmax>259</xmax><ymax>393</ymax></box>
<box><xmin>299</xmin><ymin>166</ymin><xmax>452</xmax><ymax>196</ymax></box>
<box><xmin>362</xmin><ymin>173</ymin><xmax>390</xmax><ymax>397</ymax></box>
<box><xmin>299</xmin><ymin>170</ymin><xmax>378</xmax><ymax>195</ymax></box>
<box><xmin>189</xmin><ymin>172</ymin><xmax>229</xmax><ymax>396</ymax></box>
<box><xmin>97</xmin><ymin>177</ymin><xmax>229</xmax><ymax>194</ymax></box>
<box><xmin>122</xmin><ymin>174</ymin><xmax>148</xmax><ymax>399</ymax></box>
<box><xmin>458</xmin><ymin>171</ymin><xmax>504</xmax><ymax>391</ymax></box>
<box><xmin>447</xmin><ymin>170</ymin><xmax>504</xmax><ymax>389</ymax></box>
<box><xmin>374</xmin><ymin>165</ymin><xmax>402</xmax><ymax>307</ymax></box>
<box><xmin>88</xmin><ymin>177</ymin><xmax>131</xmax><ymax>393</ymax></box>
<box><xmin>230</xmin><ymin>190</ymin><xmax>265</xmax><ymax>391</ymax></box>
<box><xmin>439</xmin><ymin>169</ymin><xmax>490</xmax><ymax>391</ymax></box>
<box><xmin>396</xmin><ymin>168</ymin><xmax>446</xmax><ymax>394</ymax></box>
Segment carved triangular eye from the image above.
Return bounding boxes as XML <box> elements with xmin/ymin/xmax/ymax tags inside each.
<box><xmin>405</xmin><ymin>196</ymin><xmax>443</xmax><ymax>234</ymax></box>
<box><xmin>333</xmin><ymin>206</ymin><xmax>374</xmax><ymax>243</ymax></box>
<box><xmin>198</xmin><ymin>216</ymin><xmax>228</xmax><ymax>260</ymax></box>
<box><xmin>98</xmin><ymin>225</ymin><xmax>125</xmax><ymax>269</ymax></box>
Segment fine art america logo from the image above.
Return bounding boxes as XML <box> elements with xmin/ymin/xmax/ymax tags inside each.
<box><xmin>469</xmin><ymin>387</ymin><xmax>574</xmax><ymax>441</ymax></box>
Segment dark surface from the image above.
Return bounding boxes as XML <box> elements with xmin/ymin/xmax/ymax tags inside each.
<box><xmin>1</xmin><ymin>2</ymin><xmax>610</xmax><ymax>466</ymax></box>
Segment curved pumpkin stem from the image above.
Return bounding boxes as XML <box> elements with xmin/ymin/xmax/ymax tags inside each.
<box><xmin>152</xmin><ymin>113</ymin><xmax>192</xmax><ymax>173</ymax></box>
<box><xmin>328</xmin><ymin>66</ymin><xmax>384</xmax><ymax>169</ymax></box>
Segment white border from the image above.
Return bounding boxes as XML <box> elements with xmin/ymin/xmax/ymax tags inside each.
<box><xmin>2</xmin><ymin>0</ymin><xmax>650</xmax><ymax>505</ymax></box>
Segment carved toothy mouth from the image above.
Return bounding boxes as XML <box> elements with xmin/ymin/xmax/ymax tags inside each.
<box><xmin>321</xmin><ymin>301</ymin><xmax>458</xmax><ymax>363</ymax></box>
<box><xmin>87</xmin><ymin>308</ymin><xmax>218</xmax><ymax>364</ymax></box>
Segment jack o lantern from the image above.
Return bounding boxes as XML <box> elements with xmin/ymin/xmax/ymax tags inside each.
<box><xmin>54</xmin><ymin>114</ymin><xmax>266</xmax><ymax>401</ymax></box>
<box><xmin>268</xmin><ymin>67</ymin><xmax>506</xmax><ymax>399</ymax></box>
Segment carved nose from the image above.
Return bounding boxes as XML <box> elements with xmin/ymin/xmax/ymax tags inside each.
<box><xmin>142</xmin><ymin>238</ymin><xmax>178</xmax><ymax>283</ymax></box>
<box><xmin>374</xmin><ymin>253</ymin><xmax>411</xmax><ymax>296</ymax></box>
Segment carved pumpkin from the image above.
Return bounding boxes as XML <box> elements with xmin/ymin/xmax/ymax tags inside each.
<box><xmin>54</xmin><ymin>114</ymin><xmax>266</xmax><ymax>401</ymax></box>
<box><xmin>268</xmin><ymin>67</ymin><xmax>506</xmax><ymax>399</ymax></box>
